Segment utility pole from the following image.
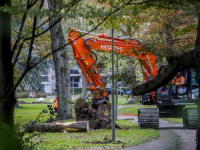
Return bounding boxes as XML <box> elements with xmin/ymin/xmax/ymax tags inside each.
<box><xmin>82</xmin><ymin>73</ymin><xmax>86</xmax><ymax>95</ymax></box>
<box><xmin>72</xmin><ymin>61</ymin><xmax>74</xmax><ymax>95</ymax></box>
<box><xmin>111</xmin><ymin>27</ymin><xmax>115</xmax><ymax>142</ymax></box>
<box><xmin>115</xmin><ymin>54</ymin><xmax>118</xmax><ymax>120</ymax></box>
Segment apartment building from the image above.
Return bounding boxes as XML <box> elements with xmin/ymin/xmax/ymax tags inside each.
<box><xmin>40</xmin><ymin>63</ymin><xmax>115</xmax><ymax>95</ymax></box>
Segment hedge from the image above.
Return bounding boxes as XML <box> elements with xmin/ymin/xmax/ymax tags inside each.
<box><xmin>17</xmin><ymin>92</ymin><xmax>47</xmax><ymax>98</ymax></box>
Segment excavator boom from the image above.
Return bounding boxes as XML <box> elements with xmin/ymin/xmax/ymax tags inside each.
<box><xmin>67</xmin><ymin>28</ymin><xmax>159</xmax><ymax>108</ymax></box>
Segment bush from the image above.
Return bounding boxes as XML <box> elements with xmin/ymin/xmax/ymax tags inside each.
<box><xmin>36</xmin><ymin>92</ymin><xmax>47</xmax><ymax>98</ymax></box>
<box><xmin>71</xmin><ymin>88</ymin><xmax>82</xmax><ymax>95</ymax></box>
<box><xmin>17</xmin><ymin>92</ymin><xmax>29</xmax><ymax>98</ymax></box>
<box><xmin>17</xmin><ymin>92</ymin><xmax>47</xmax><ymax>98</ymax></box>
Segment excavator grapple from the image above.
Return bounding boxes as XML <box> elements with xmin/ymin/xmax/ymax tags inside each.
<box><xmin>97</xmin><ymin>100</ymin><xmax>111</xmax><ymax>117</ymax></box>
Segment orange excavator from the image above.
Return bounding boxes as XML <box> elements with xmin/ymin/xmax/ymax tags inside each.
<box><xmin>67</xmin><ymin>28</ymin><xmax>159</xmax><ymax>111</ymax></box>
<box><xmin>67</xmin><ymin>29</ymin><xmax>199</xmax><ymax>129</ymax></box>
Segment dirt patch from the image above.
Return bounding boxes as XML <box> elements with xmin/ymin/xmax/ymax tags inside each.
<box><xmin>18</xmin><ymin>101</ymin><xmax>30</xmax><ymax>104</ymax></box>
<box><xmin>45</xmin><ymin>116</ymin><xmax>57</xmax><ymax>123</ymax></box>
<box><xmin>118</xmin><ymin>113</ymin><xmax>137</xmax><ymax>117</ymax></box>
<box><xmin>31</xmin><ymin>102</ymin><xmax>52</xmax><ymax>104</ymax></box>
<box><xmin>75</xmin><ymin>97</ymin><xmax>121</xmax><ymax>130</ymax></box>
<box><xmin>86</xmin><ymin>140</ymin><xmax>123</xmax><ymax>144</ymax></box>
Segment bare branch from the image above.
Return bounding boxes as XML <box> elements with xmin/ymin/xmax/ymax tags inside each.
<box><xmin>12</xmin><ymin>0</ymin><xmax>134</xmax><ymax>92</ymax></box>
<box><xmin>12</xmin><ymin>42</ymin><xmax>24</xmax><ymax>67</ymax></box>
<box><xmin>24</xmin><ymin>0</ymin><xmax>82</xmax><ymax>41</ymax></box>
<box><xmin>29</xmin><ymin>0</ymin><xmax>134</xmax><ymax>69</ymax></box>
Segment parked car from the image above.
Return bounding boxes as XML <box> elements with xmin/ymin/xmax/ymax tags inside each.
<box><xmin>106</xmin><ymin>88</ymin><xmax>124</xmax><ymax>95</ymax></box>
<box><xmin>125</xmin><ymin>90</ymin><xmax>131</xmax><ymax>95</ymax></box>
<box><xmin>86</xmin><ymin>91</ymin><xmax>92</xmax><ymax>94</ymax></box>
<box><xmin>87</xmin><ymin>89</ymin><xmax>125</xmax><ymax>95</ymax></box>
<box><xmin>118</xmin><ymin>89</ymin><xmax>125</xmax><ymax>95</ymax></box>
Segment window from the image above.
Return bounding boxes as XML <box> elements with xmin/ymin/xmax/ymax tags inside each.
<box><xmin>43</xmin><ymin>76</ymin><xmax>48</xmax><ymax>82</ymax></box>
<box><xmin>43</xmin><ymin>69</ymin><xmax>48</xmax><ymax>75</ymax></box>
<box><xmin>71</xmin><ymin>83</ymin><xmax>79</xmax><ymax>87</ymax></box>
<box><xmin>74</xmin><ymin>76</ymin><xmax>79</xmax><ymax>82</ymax></box>
<box><xmin>70</xmin><ymin>76</ymin><xmax>80</xmax><ymax>82</ymax></box>
<box><xmin>70</xmin><ymin>69</ymin><xmax>79</xmax><ymax>74</ymax></box>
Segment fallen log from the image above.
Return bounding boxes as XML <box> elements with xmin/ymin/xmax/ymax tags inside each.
<box><xmin>24</xmin><ymin>120</ymin><xmax>89</xmax><ymax>132</ymax></box>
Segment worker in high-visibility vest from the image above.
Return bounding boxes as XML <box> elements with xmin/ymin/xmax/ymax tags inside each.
<box><xmin>172</xmin><ymin>72</ymin><xmax>185</xmax><ymax>87</ymax></box>
<box><xmin>54</xmin><ymin>97</ymin><xmax>58</xmax><ymax>110</ymax></box>
<box><xmin>172</xmin><ymin>72</ymin><xmax>185</xmax><ymax>95</ymax></box>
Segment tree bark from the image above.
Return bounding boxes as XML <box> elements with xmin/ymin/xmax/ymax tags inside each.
<box><xmin>48</xmin><ymin>0</ymin><xmax>72</xmax><ymax>120</ymax></box>
<box><xmin>24</xmin><ymin>120</ymin><xmax>89</xmax><ymax>132</ymax></box>
<box><xmin>196</xmin><ymin>3</ymin><xmax>200</xmax><ymax>149</ymax></box>
<box><xmin>0</xmin><ymin>0</ymin><xmax>16</xmax><ymax>127</ymax></box>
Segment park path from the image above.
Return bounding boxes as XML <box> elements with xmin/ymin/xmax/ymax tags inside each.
<box><xmin>117</xmin><ymin>105</ymin><xmax>196</xmax><ymax>150</ymax></box>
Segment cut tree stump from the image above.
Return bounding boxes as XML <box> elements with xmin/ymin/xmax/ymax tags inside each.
<box><xmin>24</xmin><ymin>120</ymin><xmax>89</xmax><ymax>132</ymax></box>
<box><xmin>74</xmin><ymin>97</ymin><xmax>121</xmax><ymax>130</ymax></box>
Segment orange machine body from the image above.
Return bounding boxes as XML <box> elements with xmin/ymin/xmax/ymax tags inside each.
<box><xmin>54</xmin><ymin>97</ymin><xmax>58</xmax><ymax>109</ymax></box>
<box><xmin>67</xmin><ymin>29</ymin><xmax>159</xmax><ymax>103</ymax></box>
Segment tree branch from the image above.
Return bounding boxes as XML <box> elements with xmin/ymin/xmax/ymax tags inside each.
<box><xmin>131</xmin><ymin>49</ymin><xmax>197</xmax><ymax>95</ymax></box>
<box><xmin>11</xmin><ymin>0</ymin><xmax>134</xmax><ymax>92</ymax></box>
<box><xmin>24</xmin><ymin>0</ymin><xmax>82</xmax><ymax>41</ymax></box>
<box><xmin>12</xmin><ymin>42</ymin><xmax>24</xmax><ymax>67</ymax></box>
<box><xmin>28</xmin><ymin>0</ymin><xmax>134</xmax><ymax>68</ymax></box>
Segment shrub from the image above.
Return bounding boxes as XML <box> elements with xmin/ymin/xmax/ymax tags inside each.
<box><xmin>36</xmin><ymin>92</ymin><xmax>47</xmax><ymax>98</ymax></box>
<box><xmin>71</xmin><ymin>88</ymin><xmax>82</xmax><ymax>95</ymax></box>
<box><xmin>17</xmin><ymin>92</ymin><xmax>47</xmax><ymax>98</ymax></box>
<box><xmin>17</xmin><ymin>92</ymin><xmax>29</xmax><ymax>98</ymax></box>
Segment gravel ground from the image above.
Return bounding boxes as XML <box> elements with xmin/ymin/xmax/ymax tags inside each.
<box><xmin>117</xmin><ymin>105</ymin><xmax>196</xmax><ymax>150</ymax></box>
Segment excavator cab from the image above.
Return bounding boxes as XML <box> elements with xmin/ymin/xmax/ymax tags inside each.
<box><xmin>138</xmin><ymin>68</ymin><xmax>198</xmax><ymax>129</ymax></box>
<box><xmin>156</xmin><ymin>68</ymin><xmax>199</xmax><ymax>105</ymax></box>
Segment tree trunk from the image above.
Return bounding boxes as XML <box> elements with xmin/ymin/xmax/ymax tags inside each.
<box><xmin>0</xmin><ymin>0</ymin><xmax>16</xmax><ymax>127</ymax></box>
<box><xmin>82</xmin><ymin>73</ymin><xmax>86</xmax><ymax>95</ymax></box>
<box><xmin>196</xmin><ymin>4</ymin><xmax>200</xmax><ymax>149</ymax></box>
<box><xmin>24</xmin><ymin>120</ymin><xmax>89</xmax><ymax>132</ymax></box>
<box><xmin>48</xmin><ymin>0</ymin><xmax>72</xmax><ymax>120</ymax></box>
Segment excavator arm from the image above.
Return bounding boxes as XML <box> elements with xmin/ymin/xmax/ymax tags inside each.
<box><xmin>67</xmin><ymin>28</ymin><xmax>159</xmax><ymax>106</ymax></box>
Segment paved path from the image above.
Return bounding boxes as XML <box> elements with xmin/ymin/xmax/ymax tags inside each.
<box><xmin>117</xmin><ymin>105</ymin><xmax>196</xmax><ymax>150</ymax></box>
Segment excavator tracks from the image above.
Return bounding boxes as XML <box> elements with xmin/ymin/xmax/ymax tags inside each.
<box><xmin>183</xmin><ymin>108</ymin><xmax>197</xmax><ymax>129</ymax></box>
<box><xmin>138</xmin><ymin>108</ymin><xmax>159</xmax><ymax>128</ymax></box>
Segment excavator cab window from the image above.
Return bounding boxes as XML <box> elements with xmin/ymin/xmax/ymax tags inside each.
<box><xmin>156</xmin><ymin>66</ymin><xmax>171</xmax><ymax>101</ymax></box>
<box><xmin>156</xmin><ymin>85</ymin><xmax>170</xmax><ymax>101</ymax></box>
<box><xmin>156</xmin><ymin>70</ymin><xmax>188</xmax><ymax>102</ymax></box>
<box><xmin>172</xmin><ymin>70</ymin><xmax>187</xmax><ymax>99</ymax></box>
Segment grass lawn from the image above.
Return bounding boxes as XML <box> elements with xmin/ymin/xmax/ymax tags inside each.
<box><xmin>15</xmin><ymin>104</ymin><xmax>56</xmax><ymax>126</ymax></box>
<box><xmin>118</xmin><ymin>105</ymin><xmax>157</xmax><ymax>115</ymax></box>
<box><xmin>17</xmin><ymin>98</ymin><xmax>77</xmax><ymax>103</ymax></box>
<box><xmin>118</xmin><ymin>106</ymin><xmax>183</xmax><ymax>124</ymax></box>
<box><xmin>14</xmin><ymin>104</ymin><xmax>159</xmax><ymax>149</ymax></box>
<box><xmin>161</xmin><ymin>118</ymin><xmax>183</xmax><ymax>124</ymax></box>
<box><xmin>28</xmin><ymin>120</ymin><xmax>159</xmax><ymax>150</ymax></box>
